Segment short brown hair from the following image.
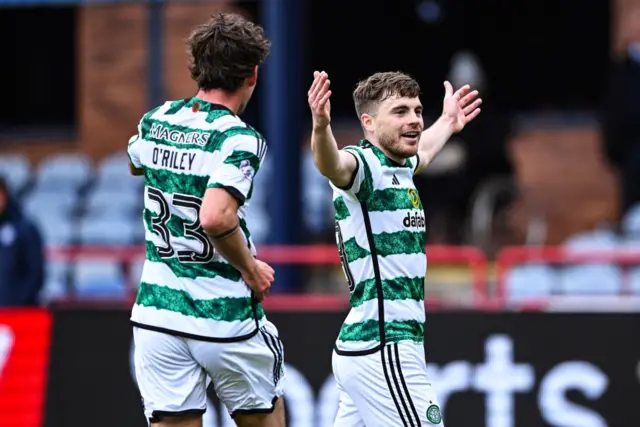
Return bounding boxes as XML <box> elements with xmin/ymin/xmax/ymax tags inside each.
<box><xmin>187</xmin><ymin>13</ymin><xmax>271</xmax><ymax>92</ymax></box>
<box><xmin>352</xmin><ymin>72</ymin><xmax>421</xmax><ymax>116</ymax></box>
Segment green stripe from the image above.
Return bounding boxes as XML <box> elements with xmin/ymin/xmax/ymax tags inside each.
<box><xmin>338</xmin><ymin>319</ymin><xmax>424</xmax><ymax>343</ymax></box>
<box><xmin>350</xmin><ymin>276</ymin><xmax>425</xmax><ymax>307</ymax></box>
<box><xmin>145</xmin><ymin>168</ymin><xmax>208</xmax><ymax>196</ymax></box>
<box><xmin>334</xmin><ymin>197</ymin><xmax>350</xmax><ymax>221</ymax></box>
<box><xmin>343</xmin><ymin>147</ymin><xmax>373</xmax><ymax>202</ymax></box>
<box><xmin>164</xmin><ymin>99</ymin><xmax>188</xmax><ymax>115</ymax></box>
<box><xmin>140</xmin><ymin>118</ymin><xmax>220</xmax><ymax>151</ymax></box>
<box><xmin>145</xmin><ymin>241</ymin><xmax>241</xmax><ymax>281</ymax></box>
<box><xmin>343</xmin><ymin>237</ymin><xmax>370</xmax><ymax>261</ymax></box>
<box><xmin>374</xmin><ymin>230</ymin><xmax>425</xmax><ymax>257</ymax></box>
<box><xmin>343</xmin><ymin>230</ymin><xmax>425</xmax><ymax>263</ymax></box>
<box><xmin>367</xmin><ymin>187</ymin><xmax>420</xmax><ymax>212</ymax></box>
<box><xmin>136</xmin><ymin>282</ymin><xmax>264</xmax><ymax>322</ymax></box>
<box><xmin>224</xmin><ymin>150</ymin><xmax>261</xmax><ymax>173</ymax></box>
<box><xmin>141</xmin><ymin>117</ymin><xmax>257</xmax><ymax>152</ymax></box>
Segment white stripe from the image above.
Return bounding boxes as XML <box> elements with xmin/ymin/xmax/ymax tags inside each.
<box><xmin>343</xmin><ymin>299</ymin><xmax>425</xmax><ymax>325</ymax></box>
<box><xmin>368</xmin><ymin>209</ymin><xmax>425</xmax><ymax>235</ymax></box>
<box><xmin>139</xmin><ymin>140</ymin><xmax>223</xmax><ymax>177</ymax></box>
<box><xmin>348</xmin><ymin>253</ymin><xmax>426</xmax><ymax>284</ymax></box>
<box><xmin>131</xmin><ymin>304</ymin><xmax>264</xmax><ymax>338</ymax></box>
<box><xmin>140</xmin><ymin>261</ymin><xmax>250</xmax><ymax>299</ymax></box>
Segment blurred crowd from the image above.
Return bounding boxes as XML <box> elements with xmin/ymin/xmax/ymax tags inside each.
<box><xmin>0</xmin><ymin>0</ymin><xmax>640</xmax><ymax>305</ymax></box>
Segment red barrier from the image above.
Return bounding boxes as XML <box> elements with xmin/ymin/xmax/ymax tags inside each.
<box><xmin>0</xmin><ymin>309</ymin><xmax>52</xmax><ymax>427</ymax></box>
<box><xmin>46</xmin><ymin>244</ymin><xmax>490</xmax><ymax>307</ymax></box>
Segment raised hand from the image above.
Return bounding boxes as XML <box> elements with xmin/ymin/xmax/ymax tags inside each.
<box><xmin>308</xmin><ymin>71</ymin><xmax>332</xmax><ymax>129</ymax></box>
<box><xmin>442</xmin><ymin>81</ymin><xmax>483</xmax><ymax>133</ymax></box>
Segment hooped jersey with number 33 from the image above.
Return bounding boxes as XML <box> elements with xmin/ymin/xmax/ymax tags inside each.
<box><xmin>127</xmin><ymin>97</ymin><xmax>268</xmax><ymax>341</ymax></box>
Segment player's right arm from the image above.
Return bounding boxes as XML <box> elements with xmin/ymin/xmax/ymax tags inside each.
<box><xmin>200</xmin><ymin>130</ymin><xmax>274</xmax><ymax>298</ymax></box>
<box><xmin>308</xmin><ymin>71</ymin><xmax>357</xmax><ymax>188</ymax></box>
<box><xmin>200</xmin><ymin>189</ymin><xmax>273</xmax><ymax>299</ymax></box>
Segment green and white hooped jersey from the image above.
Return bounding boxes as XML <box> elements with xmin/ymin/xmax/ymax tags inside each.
<box><xmin>332</xmin><ymin>140</ymin><xmax>426</xmax><ymax>355</ymax></box>
<box><xmin>127</xmin><ymin>97</ymin><xmax>268</xmax><ymax>341</ymax></box>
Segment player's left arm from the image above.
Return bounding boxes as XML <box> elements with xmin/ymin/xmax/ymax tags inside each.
<box><xmin>415</xmin><ymin>81</ymin><xmax>482</xmax><ymax>174</ymax></box>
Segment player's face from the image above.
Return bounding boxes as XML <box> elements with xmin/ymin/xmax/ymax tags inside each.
<box><xmin>372</xmin><ymin>96</ymin><xmax>423</xmax><ymax>159</ymax></box>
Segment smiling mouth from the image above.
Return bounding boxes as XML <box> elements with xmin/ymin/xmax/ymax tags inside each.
<box><xmin>401</xmin><ymin>131</ymin><xmax>420</xmax><ymax>138</ymax></box>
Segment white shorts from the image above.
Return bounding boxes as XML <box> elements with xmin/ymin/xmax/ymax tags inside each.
<box><xmin>133</xmin><ymin>321</ymin><xmax>285</xmax><ymax>423</ymax></box>
<box><xmin>332</xmin><ymin>341</ymin><xmax>443</xmax><ymax>427</ymax></box>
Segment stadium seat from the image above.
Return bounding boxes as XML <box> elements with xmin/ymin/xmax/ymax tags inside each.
<box><xmin>504</xmin><ymin>265</ymin><xmax>556</xmax><ymax>301</ymax></box>
<box><xmin>23</xmin><ymin>190</ymin><xmax>78</xmax><ymax>220</ymax></box>
<box><xmin>74</xmin><ymin>261</ymin><xmax>127</xmax><ymax>298</ymax></box>
<box><xmin>559</xmin><ymin>229</ymin><xmax>623</xmax><ymax>295</ymax></box>
<box><xmin>128</xmin><ymin>259</ymin><xmax>145</xmax><ymax>289</ymax></box>
<box><xmin>94</xmin><ymin>152</ymin><xmax>144</xmax><ymax>192</ymax></box>
<box><xmin>628</xmin><ymin>267</ymin><xmax>640</xmax><ymax>294</ymax></box>
<box><xmin>40</xmin><ymin>261</ymin><xmax>70</xmax><ymax>303</ymax></box>
<box><xmin>78</xmin><ymin>217</ymin><xmax>138</xmax><ymax>245</ymax></box>
<box><xmin>622</xmin><ymin>203</ymin><xmax>640</xmax><ymax>240</ymax></box>
<box><xmin>34</xmin><ymin>215</ymin><xmax>75</xmax><ymax>245</ymax></box>
<box><xmin>558</xmin><ymin>265</ymin><xmax>623</xmax><ymax>295</ymax></box>
<box><xmin>83</xmin><ymin>188</ymin><xmax>140</xmax><ymax>220</ymax></box>
<box><xmin>242</xmin><ymin>205</ymin><xmax>269</xmax><ymax>244</ymax></box>
<box><xmin>34</xmin><ymin>153</ymin><xmax>93</xmax><ymax>192</ymax></box>
<box><xmin>0</xmin><ymin>154</ymin><xmax>31</xmax><ymax>195</ymax></box>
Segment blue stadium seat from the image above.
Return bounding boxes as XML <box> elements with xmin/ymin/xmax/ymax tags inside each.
<box><xmin>558</xmin><ymin>265</ymin><xmax>623</xmax><ymax>295</ymax></box>
<box><xmin>78</xmin><ymin>217</ymin><xmax>138</xmax><ymax>245</ymax></box>
<box><xmin>622</xmin><ymin>203</ymin><xmax>640</xmax><ymax>240</ymax></box>
<box><xmin>128</xmin><ymin>259</ymin><xmax>145</xmax><ymax>289</ymax></box>
<box><xmin>74</xmin><ymin>261</ymin><xmax>127</xmax><ymax>298</ymax></box>
<box><xmin>84</xmin><ymin>188</ymin><xmax>140</xmax><ymax>220</ymax></box>
<box><xmin>34</xmin><ymin>153</ymin><xmax>92</xmax><ymax>192</ymax></box>
<box><xmin>628</xmin><ymin>267</ymin><xmax>640</xmax><ymax>294</ymax></box>
<box><xmin>0</xmin><ymin>154</ymin><xmax>31</xmax><ymax>195</ymax></box>
<box><xmin>24</xmin><ymin>190</ymin><xmax>78</xmax><ymax>220</ymax></box>
<box><xmin>242</xmin><ymin>205</ymin><xmax>269</xmax><ymax>244</ymax></box>
<box><xmin>40</xmin><ymin>261</ymin><xmax>70</xmax><ymax>303</ymax></box>
<box><xmin>94</xmin><ymin>152</ymin><xmax>143</xmax><ymax>193</ymax></box>
<box><xmin>559</xmin><ymin>229</ymin><xmax>623</xmax><ymax>295</ymax></box>
<box><xmin>34</xmin><ymin>215</ymin><xmax>75</xmax><ymax>245</ymax></box>
<box><xmin>504</xmin><ymin>265</ymin><xmax>556</xmax><ymax>301</ymax></box>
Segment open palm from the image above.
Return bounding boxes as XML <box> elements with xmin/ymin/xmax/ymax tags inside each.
<box><xmin>442</xmin><ymin>81</ymin><xmax>483</xmax><ymax>133</ymax></box>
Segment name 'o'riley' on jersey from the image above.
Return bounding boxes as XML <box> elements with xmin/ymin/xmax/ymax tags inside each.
<box><xmin>127</xmin><ymin>97</ymin><xmax>268</xmax><ymax>341</ymax></box>
<box><xmin>331</xmin><ymin>140</ymin><xmax>426</xmax><ymax>355</ymax></box>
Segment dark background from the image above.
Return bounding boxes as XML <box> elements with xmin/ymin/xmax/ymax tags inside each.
<box><xmin>44</xmin><ymin>309</ymin><xmax>640</xmax><ymax>427</ymax></box>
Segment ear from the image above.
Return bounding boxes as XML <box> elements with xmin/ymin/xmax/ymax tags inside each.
<box><xmin>247</xmin><ymin>65</ymin><xmax>258</xmax><ymax>87</ymax></box>
<box><xmin>361</xmin><ymin>113</ymin><xmax>375</xmax><ymax>133</ymax></box>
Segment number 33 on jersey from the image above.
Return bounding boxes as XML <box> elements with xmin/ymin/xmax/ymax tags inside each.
<box><xmin>127</xmin><ymin>98</ymin><xmax>268</xmax><ymax>341</ymax></box>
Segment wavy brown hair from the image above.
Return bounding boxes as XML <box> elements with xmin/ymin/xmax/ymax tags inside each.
<box><xmin>187</xmin><ymin>13</ymin><xmax>271</xmax><ymax>92</ymax></box>
<box><xmin>352</xmin><ymin>72</ymin><xmax>421</xmax><ymax>116</ymax></box>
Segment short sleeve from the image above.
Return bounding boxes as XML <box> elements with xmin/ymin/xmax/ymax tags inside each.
<box><xmin>412</xmin><ymin>153</ymin><xmax>421</xmax><ymax>175</ymax></box>
<box><xmin>127</xmin><ymin>120</ymin><xmax>143</xmax><ymax>169</ymax></box>
<box><xmin>335</xmin><ymin>146</ymin><xmax>374</xmax><ymax>203</ymax></box>
<box><xmin>206</xmin><ymin>130</ymin><xmax>266</xmax><ymax>206</ymax></box>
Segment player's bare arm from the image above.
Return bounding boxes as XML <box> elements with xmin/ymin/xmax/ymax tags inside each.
<box><xmin>200</xmin><ymin>188</ymin><xmax>274</xmax><ymax>299</ymax></box>
<box><xmin>415</xmin><ymin>81</ymin><xmax>482</xmax><ymax>173</ymax></box>
<box><xmin>308</xmin><ymin>71</ymin><xmax>358</xmax><ymax>187</ymax></box>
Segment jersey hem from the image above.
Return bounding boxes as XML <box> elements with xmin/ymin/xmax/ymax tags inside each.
<box><xmin>333</xmin><ymin>342</ymin><xmax>382</xmax><ymax>356</ymax></box>
<box><xmin>130</xmin><ymin>321</ymin><xmax>259</xmax><ymax>343</ymax></box>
